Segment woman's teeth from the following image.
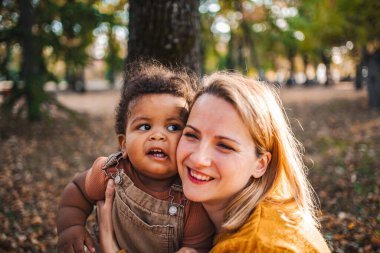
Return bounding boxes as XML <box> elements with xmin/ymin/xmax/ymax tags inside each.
<box><xmin>190</xmin><ymin>170</ymin><xmax>211</xmax><ymax>181</ymax></box>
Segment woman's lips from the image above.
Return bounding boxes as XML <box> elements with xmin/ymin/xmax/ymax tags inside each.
<box><xmin>187</xmin><ymin>167</ymin><xmax>213</xmax><ymax>184</ymax></box>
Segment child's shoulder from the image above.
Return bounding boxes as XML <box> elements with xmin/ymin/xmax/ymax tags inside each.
<box><xmin>85</xmin><ymin>152</ymin><xmax>124</xmax><ymax>201</ymax></box>
<box><xmin>92</xmin><ymin>156</ymin><xmax>108</xmax><ymax>169</ymax></box>
<box><xmin>101</xmin><ymin>151</ymin><xmax>123</xmax><ymax>170</ymax></box>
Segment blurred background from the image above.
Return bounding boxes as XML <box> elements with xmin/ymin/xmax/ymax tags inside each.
<box><xmin>0</xmin><ymin>0</ymin><xmax>379</xmax><ymax>252</ymax></box>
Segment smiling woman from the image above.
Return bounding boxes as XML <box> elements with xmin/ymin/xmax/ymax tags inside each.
<box><xmin>175</xmin><ymin>71</ymin><xmax>330</xmax><ymax>252</ymax></box>
<box><xmin>96</xmin><ymin>70</ymin><xmax>331</xmax><ymax>253</ymax></box>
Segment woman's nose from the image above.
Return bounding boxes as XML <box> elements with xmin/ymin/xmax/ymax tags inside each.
<box><xmin>190</xmin><ymin>143</ymin><xmax>212</xmax><ymax>168</ymax></box>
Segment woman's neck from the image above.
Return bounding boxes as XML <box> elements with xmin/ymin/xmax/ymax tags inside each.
<box><xmin>202</xmin><ymin>202</ymin><xmax>228</xmax><ymax>233</ymax></box>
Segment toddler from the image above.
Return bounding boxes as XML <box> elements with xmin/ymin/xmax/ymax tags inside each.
<box><xmin>57</xmin><ymin>61</ymin><xmax>214</xmax><ymax>253</ymax></box>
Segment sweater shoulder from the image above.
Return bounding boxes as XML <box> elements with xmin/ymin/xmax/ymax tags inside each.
<box><xmin>212</xmin><ymin>203</ymin><xmax>330</xmax><ymax>253</ymax></box>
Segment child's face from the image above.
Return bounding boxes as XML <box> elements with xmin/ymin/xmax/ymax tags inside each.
<box><xmin>119</xmin><ymin>94</ymin><xmax>187</xmax><ymax>185</ymax></box>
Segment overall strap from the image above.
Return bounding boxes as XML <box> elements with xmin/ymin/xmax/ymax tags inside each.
<box><xmin>102</xmin><ymin>151</ymin><xmax>124</xmax><ymax>184</ymax></box>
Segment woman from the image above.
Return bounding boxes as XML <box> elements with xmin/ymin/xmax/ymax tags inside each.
<box><xmin>98</xmin><ymin>71</ymin><xmax>330</xmax><ymax>252</ymax></box>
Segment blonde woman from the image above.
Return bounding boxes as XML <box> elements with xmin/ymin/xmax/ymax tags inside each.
<box><xmin>98</xmin><ymin>71</ymin><xmax>330</xmax><ymax>252</ymax></box>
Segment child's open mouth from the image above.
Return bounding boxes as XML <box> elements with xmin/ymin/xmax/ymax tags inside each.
<box><xmin>147</xmin><ymin>148</ymin><xmax>168</xmax><ymax>160</ymax></box>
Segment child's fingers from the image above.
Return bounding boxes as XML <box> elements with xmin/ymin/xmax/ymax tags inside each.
<box><xmin>84</xmin><ymin>231</ymin><xmax>95</xmax><ymax>253</ymax></box>
<box><xmin>59</xmin><ymin>244</ymin><xmax>75</xmax><ymax>253</ymax></box>
<box><xmin>73</xmin><ymin>238</ymin><xmax>86</xmax><ymax>253</ymax></box>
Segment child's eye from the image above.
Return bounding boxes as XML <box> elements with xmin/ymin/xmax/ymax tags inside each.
<box><xmin>167</xmin><ymin>124</ymin><xmax>182</xmax><ymax>132</ymax></box>
<box><xmin>138</xmin><ymin>124</ymin><xmax>151</xmax><ymax>131</ymax></box>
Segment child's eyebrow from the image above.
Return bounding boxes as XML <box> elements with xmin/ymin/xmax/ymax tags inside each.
<box><xmin>166</xmin><ymin>117</ymin><xmax>184</xmax><ymax>121</ymax></box>
<box><xmin>130</xmin><ymin>117</ymin><xmax>150</xmax><ymax>124</ymax></box>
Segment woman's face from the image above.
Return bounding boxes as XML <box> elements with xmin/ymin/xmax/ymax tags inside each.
<box><xmin>177</xmin><ymin>94</ymin><xmax>260</xmax><ymax>208</ymax></box>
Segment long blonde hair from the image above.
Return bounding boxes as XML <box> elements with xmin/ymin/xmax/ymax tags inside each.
<box><xmin>197</xmin><ymin>71</ymin><xmax>318</xmax><ymax>232</ymax></box>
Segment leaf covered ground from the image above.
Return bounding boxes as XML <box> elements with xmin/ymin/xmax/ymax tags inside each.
<box><xmin>0</xmin><ymin>85</ymin><xmax>379</xmax><ymax>252</ymax></box>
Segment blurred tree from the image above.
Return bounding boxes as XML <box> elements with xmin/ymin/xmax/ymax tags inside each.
<box><xmin>58</xmin><ymin>1</ymin><xmax>104</xmax><ymax>92</ymax></box>
<box><xmin>105</xmin><ymin>27</ymin><xmax>124</xmax><ymax>87</ymax></box>
<box><xmin>0</xmin><ymin>0</ymin><xmax>104</xmax><ymax>120</ymax></box>
<box><xmin>99</xmin><ymin>0</ymin><xmax>127</xmax><ymax>87</ymax></box>
<box><xmin>335</xmin><ymin>0</ymin><xmax>380</xmax><ymax>108</ymax></box>
<box><xmin>127</xmin><ymin>0</ymin><xmax>201</xmax><ymax>75</ymax></box>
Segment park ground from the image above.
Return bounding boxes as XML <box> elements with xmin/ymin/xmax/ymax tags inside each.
<box><xmin>0</xmin><ymin>82</ymin><xmax>379</xmax><ymax>252</ymax></box>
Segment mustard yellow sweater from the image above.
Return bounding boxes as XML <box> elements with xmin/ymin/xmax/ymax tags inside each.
<box><xmin>211</xmin><ymin>203</ymin><xmax>330</xmax><ymax>253</ymax></box>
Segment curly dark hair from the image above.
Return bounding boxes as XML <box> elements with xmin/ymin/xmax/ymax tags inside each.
<box><xmin>115</xmin><ymin>60</ymin><xmax>198</xmax><ymax>135</ymax></box>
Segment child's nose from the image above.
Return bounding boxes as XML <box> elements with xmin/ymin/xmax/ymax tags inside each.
<box><xmin>149</xmin><ymin>131</ymin><xmax>166</xmax><ymax>141</ymax></box>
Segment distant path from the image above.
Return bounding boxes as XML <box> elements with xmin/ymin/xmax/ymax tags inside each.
<box><xmin>57</xmin><ymin>82</ymin><xmax>367</xmax><ymax>116</ymax></box>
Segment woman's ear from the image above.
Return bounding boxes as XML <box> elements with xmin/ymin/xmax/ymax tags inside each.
<box><xmin>252</xmin><ymin>152</ymin><xmax>272</xmax><ymax>178</ymax></box>
<box><xmin>118</xmin><ymin>134</ymin><xmax>128</xmax><ymax>158</ymax></box>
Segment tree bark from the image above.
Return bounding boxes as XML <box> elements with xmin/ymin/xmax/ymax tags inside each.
<box><xmin>367</xmin><ymin>48</ymin><xmax>380</xmax><ymax>109</ymax></box>
<box><xmin>127</xmin><ymin>0</ymin><xmax>201</xmax><ymax>75</ymax></box>
<box><xmin>355</xmin><ymin>47</ymin><xmax>368</xmax><ymax>90</ymax></box>
<box><xmin>18</xmin><ymin>0</ymin><xmax>46</xmax><ymax>120</ymax></box>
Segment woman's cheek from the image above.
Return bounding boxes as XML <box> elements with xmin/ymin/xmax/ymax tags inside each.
<box><xmin>176</xmin><ymin>138</ymin><xmax>188</xmax><ymax>164</ymax></box>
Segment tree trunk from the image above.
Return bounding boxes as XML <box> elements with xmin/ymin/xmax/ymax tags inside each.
<box><xmin>321</xmin><ymin>51</ymin><xmax>333</xmax><ymax>86</ymax></box>
<box><xmin>302</xmin><ymin>54</ymin><xmax>316</xmax><ymax>87</ymax></box>
<box><xmin>66</xmin><ymin>67</ymin><xmax>85</xmax><ymax>93</ymax></box>
<box><xmin>236</xmin><ymin>1</ymin><xmax>264</xmax><ymax>80</ymax></box>
<box><xmin>355</xmin><ymin>47</ymin><xmax>368</xmax><ymax>90</ymax></box>
<box><xmin>18</xmin><ymin>0</ymin><xmax>46</xmax><ymax>120</ymax></box>
<box><xmin>286</xmin><ymin>48</ymin><xmax>296</xmax><ymax>87</ymax></box>
<box><xmin>127</xmin><ymin>0</ymin><xmax>201</xmax><ymax>75</ymax></box>
<box><xmin>367</xmin><ymin>48</ymin><xmax>380</xmax><ymax>109</ymax></box>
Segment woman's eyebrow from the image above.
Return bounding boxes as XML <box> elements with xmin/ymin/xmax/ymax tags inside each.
<box><xmin>216</xmin><ymin>136</ymin><xmax>241</xmax><ymax>146</ymax></box>
<box><xmin>186</xmin><ymin>125</ymin><xmax>241</xmax><ymax>146</ymax></box>
<box><xmin>184</xmin><ymin>124</ymin><xmax>199</xmax><ymax>132</ymax></box>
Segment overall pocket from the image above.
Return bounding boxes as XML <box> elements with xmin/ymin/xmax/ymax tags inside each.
<box><xmin>113</xmin><ymin>191</ymin><xmax>175</xmax><ymax>253</ymax></box>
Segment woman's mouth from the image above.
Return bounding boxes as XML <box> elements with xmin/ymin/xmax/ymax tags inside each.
<box><xmin>187</xmin><ymin>167</ymin><xmax>213</xmax><ymax>183</ymax></box>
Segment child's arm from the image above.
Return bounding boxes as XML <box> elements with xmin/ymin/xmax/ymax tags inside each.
<box><xmin>57</xmin><ymin>170</ymin><xmax>96</xmax><ymax>253</ymax></box>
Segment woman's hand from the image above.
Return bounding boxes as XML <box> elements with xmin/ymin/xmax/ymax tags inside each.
<box><xmin>96</xmin><ymin>179</ymin><xmax>120</xmax><ymax>253</ymax></box>
<box><xmin>176</xmin><ymin>247</ymin><xmax>198</xmax><ymax>253</ymax></box>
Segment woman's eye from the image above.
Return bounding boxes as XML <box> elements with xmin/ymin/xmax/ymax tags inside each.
<box><xmin>218</xmin><ymin>143</ymin><xmax>235</xmax><ymax>151</ymax></box>
<box><xmin>184</xmin><ymin>132</ymin><xmax>198</xmax><ymax>139</ymax></box>
<box><xmin>138</xmin><ymin>124</ymin><xmax>151</xmax><ymax>131</ymax></box>
<box><xmin>167</xmin><ymin>124</ymin><xmax>182</xmax><ymax>132</ymax></box>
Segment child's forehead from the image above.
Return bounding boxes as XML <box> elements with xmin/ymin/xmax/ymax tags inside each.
<box><xmin>128</xmin><ymin>93</ymin><xmax>186</xmax><ymax>109</ymax></box>
<box><xmin>127</xmin><ymin>93</ymin><xmax>189</xmax><ymax>118</ymax></box>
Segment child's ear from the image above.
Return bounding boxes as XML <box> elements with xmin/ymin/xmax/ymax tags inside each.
<box><xmin>252</xmin><ymin>152</ymin><xmax>272</xmax><ymax>178</ymax></box>
<box><xmin>118</xmin><ymin>134</ymin><xmax>128</xmax><ymax>158</ymax></box>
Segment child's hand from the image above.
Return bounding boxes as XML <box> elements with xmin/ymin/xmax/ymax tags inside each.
<box><xmin>57</xmin><ymin>225</ymin><xmax>95</xmax><ymax>253</ymax></box>
<box><xmin>176</xmin><ymin>247</ymin><xmax>198</xmax><ymax>253</ymax></box>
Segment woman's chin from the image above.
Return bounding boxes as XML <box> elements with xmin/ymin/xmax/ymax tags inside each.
<box><xmin>182</xmin><ymin>185</ymin><xmax>206</xmax><ymax>203</ymax></box>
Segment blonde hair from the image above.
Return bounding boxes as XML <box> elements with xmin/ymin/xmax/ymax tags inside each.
<box><xmin>197</xmin><ymin>71</ymin><xmax>318</xmax><ymax>232</ymax></box>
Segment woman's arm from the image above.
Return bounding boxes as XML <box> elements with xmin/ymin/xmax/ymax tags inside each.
<box><xmin>96</xmin><ymin>179</ymin><xmax>121</xmax><ymax>253</ymax></box>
